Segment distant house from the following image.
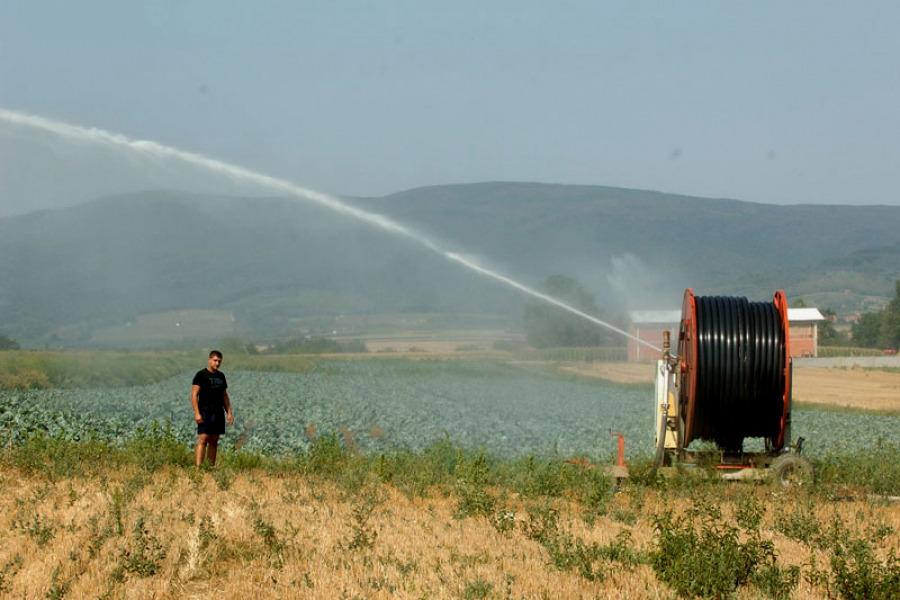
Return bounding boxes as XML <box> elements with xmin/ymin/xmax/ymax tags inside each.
<box><xmin>627</xmin><ymin>307</ymin><xmax>826</xmax><ymax>362</ymax></box>
<box><xmin>787</xmin><ymin>308</ymin><xmax>826</xmax><ymax>357</ymax></box>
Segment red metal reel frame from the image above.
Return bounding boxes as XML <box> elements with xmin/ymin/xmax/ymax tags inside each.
<box><xmin>773</xmin><ymin>290</ymin><xmax>792</xmax><ymax>449</ymax></box>
<box><xmin>678</xmin><ymin>288</ymin><xmax>698</xmax><ymax>448</ymax></box>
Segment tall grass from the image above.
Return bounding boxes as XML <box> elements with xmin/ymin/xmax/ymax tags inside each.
<box><xmin>3</xmin><ymin>429</ymin><xmax>897</xmax><ymax>498</ymax></box>
<box><xmin>813</xmin><ymin>442</ymin><xmax>900</xmax><ymax>496</ymax></box>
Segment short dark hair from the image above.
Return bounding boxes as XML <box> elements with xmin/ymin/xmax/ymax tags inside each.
<box><xmin>209</xmin><ymin>350</ymin><xmax>223</xmax><ymax>359</ymax></box>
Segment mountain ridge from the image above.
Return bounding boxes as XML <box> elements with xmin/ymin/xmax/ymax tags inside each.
<box><xmin>2</xmin><ymin>183</ymin><xmax>898</xmax><ymax>345</ymax></box>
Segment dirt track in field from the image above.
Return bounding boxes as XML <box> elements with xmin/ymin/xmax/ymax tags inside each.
<box><xmin>558</xmin><ymin>362</ymin><xmax>900</xmax><ymax>414</ymax></box>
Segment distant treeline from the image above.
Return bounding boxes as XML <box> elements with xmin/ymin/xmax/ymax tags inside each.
<box><xmin>0</xmin><ymin>333</ymin><xmax>18</xmax><ymax>350</ymax></box>
<box><xmin>851</xmin><ymin>280</ymin><xmax>900</xmax><ymax>350</ymax></box>
<box><xmin>523</xmin><ymin>275</ymin><xmax>626</xmax><ymax>349</ymax></box>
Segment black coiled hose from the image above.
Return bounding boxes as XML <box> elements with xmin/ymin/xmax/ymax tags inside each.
<box><xmin>693</xmin><ymin>296</ymin><xmax>785</xmax><ymax>451</ymax></box>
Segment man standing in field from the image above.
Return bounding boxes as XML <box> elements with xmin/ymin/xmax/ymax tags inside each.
<box><xmin>191</xmin><ymin>350</ymin><xmax>234</xmax><ymax>467</ymax></box>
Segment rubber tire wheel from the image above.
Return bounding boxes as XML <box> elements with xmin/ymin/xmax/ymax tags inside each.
<box><xmin>770</xmin><ymin>454</ymin><xmax>813</xmax><ymax>489</ymax></box>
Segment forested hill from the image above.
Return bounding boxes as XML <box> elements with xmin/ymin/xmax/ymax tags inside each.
<box><xmin>1</xmin><ymin>184</ymin><xmax>898</xmax><ymax>344</ymax></box>
<box><xmin>362</xmin><ymin>182</ymin><xmax>900</xmax><ymax>312</ymax></box>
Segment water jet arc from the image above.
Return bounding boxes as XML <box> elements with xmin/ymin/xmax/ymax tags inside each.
<box><xmin>0</xmin><ymin>108</ymin><xmax>661</xmax><ymax>352</ymax></box>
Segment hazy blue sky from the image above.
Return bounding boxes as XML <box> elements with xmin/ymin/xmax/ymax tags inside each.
<box><xmin>1</xmin><ymin>1</ymin><xmax>899</xmax><ymax>206</ymax></box>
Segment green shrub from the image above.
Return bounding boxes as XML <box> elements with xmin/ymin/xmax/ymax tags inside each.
<box><xmin>750</xmin><ymin>560</ymin><xmax>800</xmax><ymax>600</ymax></box>
<box><xmin>829</xmin><ymin>539</ymin><xmax>899</xmax><ymax>599</ymax></box>
<box><xmin>343</xmin><ymin>490</ymin><xmax>380</xmax><ymax>551</ymax></box>
<box><xmin>650</xmin><ymin>503</ymin><xmax>776</xmax><ymax>599</ymax></box>
<box><xmin>521</xmin><ymin>503</ymin><xmax>561</xmax><ymax>546</ymax></box>
<box><xmin>373</xmin><ymin>439</ymin><xmax>463</xmax><ymax>496</ymax></box>
<box><xmin>13</xmin><ymin>513</ymin><xmax>56</xmax><ymax>547</ymax></box>
<box><xmin>522</xmin><ymin>504</ymin><xmax>643</xmax><ymax>582</ymax></box>
<box><xmin>774</xmin><ymin>501</ymin><xmax>821</xmax><ymax>545</ymax></box>
<box><xmin>302</xmin><ymin>433</ymin><xmax>347</xmax><ymax>476</ymax></box>
<box><xmin>488</xmin><ymin>507</ymin><xmax>517</xmax><ymax>535</ymax></box>
<box><xmin>506</xmin><ymin>455</ymin><xmax>613</xmax><ymax>511</ymax></box>
<box><xmin>513</xmin><ymin>456</ymin><xmax>570</xmax><ymax>497</ymax></box>
<box><xmin>462</xmin><ymin>578</ymin><xmax>493</xmax><ymax>600</ymax></box>
<box><xmin>734</xmin><ymin>493</ymin><xmax>765</xmax><ymax>531</ymax></box>
<box><xmin>120</xmin><ymin>515</ymin><xmax>166</xmax><ymax>577</ymax></box>
<box><xmin>455</xmin><ymin>452</ymin><xmax>497</xmax><ymax>518</ymax></box>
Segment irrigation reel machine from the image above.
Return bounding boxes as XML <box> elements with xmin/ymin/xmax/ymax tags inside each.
<box><xmin>647</xmin><ymin>289</ymin><xmax>813</xmax><ymax>487</ymax></box>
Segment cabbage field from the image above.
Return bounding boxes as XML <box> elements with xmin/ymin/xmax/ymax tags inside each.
<box><xmin>1</xmin><ymin>359</ymin><xmax>896</xmax><ymax>458</ymax></box>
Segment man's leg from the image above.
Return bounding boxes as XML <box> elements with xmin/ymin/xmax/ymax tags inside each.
<box><xmin>207</xmin><ymin>434</ymin><xmax>220</xmax><ymax>466</ymax></box>
<box><xmin>195</xmin><ymin>433</ymin><xmax>209</xmax><ymax>467</ymax></box>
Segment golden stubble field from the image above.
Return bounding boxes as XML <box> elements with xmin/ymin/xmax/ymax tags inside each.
<box><xmin>558</xmin><ymin>362</ymin><xmax>900</xmax><ymax>414</ymax></box>
<box><xmin>0</xmin><ymin>466</ymin><xmax>897</xmax><ymax>599</ymax></box>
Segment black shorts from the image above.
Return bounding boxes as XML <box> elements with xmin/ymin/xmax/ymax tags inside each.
<box><xmin>197</xmin><ymin>409</ymin><xmax>226</xmax><ymax>435</ymax></box>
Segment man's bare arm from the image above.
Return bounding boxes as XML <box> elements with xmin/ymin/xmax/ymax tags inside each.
<box><xmin>224</xmin><ymin>391</ymin><xmax>234</xmax><ymax>425</ymax></box>
<box><xmin>191</xmin><ymin>384</ymin><xmax>203</xmax><ymax>423</ymax></box>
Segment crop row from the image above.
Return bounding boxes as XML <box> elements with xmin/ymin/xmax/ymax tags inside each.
<box><xmin>0</xmin><ymin>359</ymin><xmax>895</xmax><ymax>458</ymax></box>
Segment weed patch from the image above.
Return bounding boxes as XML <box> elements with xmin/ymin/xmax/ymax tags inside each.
<box><xmin>462</xmin><ymin>578</ymin><xmax>493</xmax><ymax>599</ymax></box>
<box><xmin>522</xmin><ymin>503</ymin><xmax>643</xmax><ymax>582</ymax></box>
<box><xmin>120</xmin><ymin>515</ymin><xmax>167</xmax><ymax>578</ymax></box>
<box><xmin>650</xmin><ymin>501</ymin><xmax>777</xmax><ymax>599</ymax></box>
<box><xmin>46</xmin><ymin>566</ymin><xmax>71</xmax><ymax>600</ymax></box>
<box><xmin>488</xmin><ymin>507</ymin><xmax>517</xmax><ymax>535</ymax></box>
<box><xmin>0</xmin><ymin>555</ymin><xmax>22</xmax><ymax>593</ymax></box>
<box><xmin>455</xmin><ymin>452</ymin><xmax>497</xmax><ymax>519</ymax></box>
<box><xmin>806</xmin><ymin>517</ymin><xmax>900</xmax><ymax>600</ymax></box>
<box><xmin>750</xmin><ymin>560</ymin><xmax>800</xmax><ymax>600</ymax></box>
<box><xmin>343</xmin><ymin>491</ymin><xmax>380</xmax><ymax>551</ymax></box>
<box><xmin>774</xmin><ymin>500</ymin><xmax>821</xmax><ymax>544</ymax></box>
<box><xmin>14</xmin><ymin>512</ymin><xmax>56</xmax><ymax>547</ymax></box>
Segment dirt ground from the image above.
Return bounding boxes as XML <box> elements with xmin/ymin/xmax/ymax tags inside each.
<box><xmin>557</xmin><ymin>362</ymin><xmax>900</xmax><ymax>414</ymax></box>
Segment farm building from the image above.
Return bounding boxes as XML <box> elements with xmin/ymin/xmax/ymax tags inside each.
<box><xmin>787</xmin><ymin>307</ymin><xmax>827</xmax><ymax>357</ymax></box>
<box><xmin>627</xmin><ymin>307</ymin><xmax>826</xmax><ymax>361</ymax></box>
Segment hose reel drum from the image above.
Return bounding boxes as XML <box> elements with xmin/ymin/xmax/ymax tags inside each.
<box><xmin>654</xmin><ymin>289</ymin><xmax>810</xmax><ymax>484</ymax></box>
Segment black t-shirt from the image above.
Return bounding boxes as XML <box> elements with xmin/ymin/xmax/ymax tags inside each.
<box><xmin>192</xmin><ymin>369</ymin><xmax>228</xmax><ymax>414</ymax></box>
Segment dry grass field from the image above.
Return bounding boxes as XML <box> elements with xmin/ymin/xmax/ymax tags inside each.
<box><xmin>558</xmin><ymin>362</ymin><xmax>657</xmax><ymax>386</ymax></box>
<box><xmin>791</xmin><ymin>368</ymin><xmax>900</xmax><ymax>413</ymax></box>
<box><xmin>556</xmin><ymin>362</ymin><xmax>900</xmax><ymax>414</ymax></box>
<box><xmin>0</xmin><ymin>461</ymin><xmax>897</xmax><ymax>599</ymax></box>
<box><xmin>342</xmin><ymin>329</ymin><xmax>520</xmax><ymax>355</ymax></box>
